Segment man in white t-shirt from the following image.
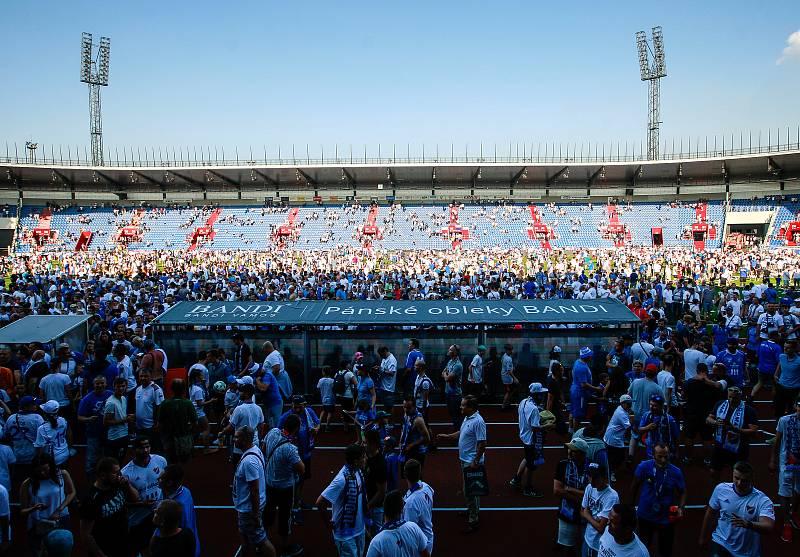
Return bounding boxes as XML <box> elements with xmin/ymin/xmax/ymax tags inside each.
<box><xmin>121</xmin><ymin>437</ymin><xmax>167</xmax><ymax>556</ymax></box>
<box><xmin>366</xmin><ymin>489</ymin><xmax>429</xmax><ymax>557</ymax></box>
<box><xmin>467</xmin><ymin>346</ymin><xmax>486</xmax><ymax>398</ymax></box>
<box><xmin>598</xmin><ymin>503</ymin><xmax>649</xmax><ymax>557</ymax></box>
<box><xmin>39</xmin><ymin>369</ymin><xmax>72</xmax><ymax>409</ymax></box>
<box><xmin>221</xmin><ymin>381</ymin><xmax>265</xmax><ymax>462</ymax></box>
<box><xmin>376</xmin><ymin>346</ymin><xmax>398</xmax><ymax>413</ymax></box>
<box><xmin>683</xmin><ymin>340</ymin><xmax>707</xmax><ymax>381</ymax></box>
<box><xmin>581</xmin><ymin>463</ymin><xmax>619</xmax><ymax>556</ymax></box>
<box><xmin>603</xmin><ymin>395</ymin><xmax>632</xmax><ymax>481</ymax></box>
<box><xmin>403</xmin><ymin>459</ymin><xmax>434</xmax><ymax>555</ymax></box>
<box><xmin>135</xmin><ymin>368</ymin><xmax>164</xmax><ymax>442</ymax></box>
<box><xmin>698</xmin><ymin>461</ymin><xmax>775</xmax><ymax>556</ymax></box>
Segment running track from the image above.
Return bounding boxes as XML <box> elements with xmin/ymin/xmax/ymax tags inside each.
<box><xmin>7</xmin><ymin>396</ymin><xmax>785</xmax><ymax>556</ymax></box>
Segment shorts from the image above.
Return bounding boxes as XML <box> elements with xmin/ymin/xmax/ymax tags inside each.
<box><xmin>710</xmin><ymin>446</ymin><xmax>745</xmax><ymax>472</ymax></box>
<box><xmin>557</xmin><ymin>518</ymin><xmax>581</xmax><ymax>548</ymax></box>
<box><xmin>606</xmin><ymin>445</ymin><xmax>626</xmax><ymax>469</ymax></box>
<box><xmin>710</xmin><ymin>541</ymin><xmax>736</xmax><ymax>557</ymax></box>
<box><xmin>237</xmin><ymin>511</ymin><xmax>267</xmax><ymax>546</ymax></box>
<box><xmin>778</xmin><ymin>465</ymin><xmax>800</xmax><ymax>497</ymax></box>
<box><xmin>502</xmin><ymin>375</ymin><xmax>514</xmax><ymax>386</ymax></box>
<box><xmin>334</xmin><ymin>532</ymin><xmax>365</xmax><ymax>557</ymax></box>
<box><xmin>523</xmin><ymin>444</ymin><xmax>541</xmax><ymax>470</ymax></box>
<box><xmin>571</xmin><ymin>391</ymin><xmax>588</xmax><ymax>420</ymax></box>
<box><xmin>322</xmin><ymin>404</ymin><xmax>335</xmax><ymax>413</ymax></box>
<box><xmin>683</xmin><ymin>416</ymin><xmax>712</xmax><ymax>440</ymax></box>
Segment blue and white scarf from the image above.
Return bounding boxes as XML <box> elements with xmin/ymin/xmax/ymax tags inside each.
<box><xmin>786</xmin><ymin>415</ymin><xmax>800</xmax><ymax>472</ymax></box>
<box><xmin>337</xmin><ymin>466</ymin><xmax>366</xmax><ymax>531</ymax></box>
<box><xmin>715</xmin><ymin>400</ymin><xmax>746</xmax><ymax>453</ymax></box>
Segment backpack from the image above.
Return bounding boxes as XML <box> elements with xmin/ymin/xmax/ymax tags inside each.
<box><xmin>333</xmin><ymin>369</ymin><xmax>352</xmax><ymax>398</ymax></box>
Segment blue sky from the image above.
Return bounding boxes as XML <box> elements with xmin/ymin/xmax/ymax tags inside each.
<box><xmin>2</xmin><ymin>0</ymin><xmax>799</xmax><ymax>159</ymax></box>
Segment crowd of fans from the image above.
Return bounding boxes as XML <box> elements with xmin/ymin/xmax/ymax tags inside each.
<box><xmin>0</xmin><ymin>241</ymin><xmax>800</xmax><ymax>556</ymax></box>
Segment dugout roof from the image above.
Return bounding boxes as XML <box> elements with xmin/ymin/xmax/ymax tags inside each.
<box><xmin>153</xmin><ymin>299</ymin><xmax>640</xmax><ymax>327</ymax></box>
<box><xmin>0</xmin><ymin>314</ymin><xmax>91</xmax><ymax>345</ymax></box>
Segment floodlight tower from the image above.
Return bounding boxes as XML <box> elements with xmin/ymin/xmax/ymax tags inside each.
<box><xmin>80</xmin><ymin>32</ymin><xmax>111</xmax><ymax>166</ymax></box>
<box><xmin>635</xmin><ymin>27</ymin><xmax>666</xmax><ymax>160</ymax></box>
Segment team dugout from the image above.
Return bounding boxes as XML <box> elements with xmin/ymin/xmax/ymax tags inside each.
<box><xmin>152</xmin><ymin>299</ymin><xmax>640</xmax><ymax>395</ymax></box>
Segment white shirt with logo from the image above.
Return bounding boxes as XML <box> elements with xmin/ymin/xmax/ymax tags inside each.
<box><xmin>597</xmin><ymin>527</ymin><xmax>649</xmax><ymax>556</ymax></box>
<box><xmin>582</xmin><ymin>485</ymin><xmax>619</xmax><ymax>550</ymax></box>
<box><xmin>122</xmin><ymin>454</ymin><xmax>167</xmax><ymax>526</ymax></box>
<box><xmin>135</xmin><ymin>383</ymin><xmax>164</xmax><ymax>429</ymax></box>
<box><xmin>709</xmin><ymin>483</ymin><xmax>775</xmax><ymax>557</ymax></box>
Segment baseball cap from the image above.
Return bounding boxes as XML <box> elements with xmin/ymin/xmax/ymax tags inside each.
<box><xmin>588</xmin><ymin>462</ymin><xmax>608</xmax><ymax>477</ymax></box>
<box><xmin>649</xmin><ymin>394</ymin><xmax>665</xmax><ymax>404</ymax></box>
<box><xmin>529</xmin><ymin>382</ymin><xmax>549</xmax><ymax>395</ymax></box>
<box><xmin>579</xmin><ymin>347</ymin><xmax>593</xmax><ymax>359</ymax></box>
<box><xmin>552</xmin><ymin>345</ymin><xmax>562</xmax><ymax>353</ymax></box>
<box><xmin>477</xmin><ymin>345</ymin><xmax>487</xmax><ymax>352</ymax></box>
<box><xmin>619</xmin><ymin>394</ymin><xmax>633</xmax><ymax>404</ymax></box>
<box><xmin>354</xmin><ymin>351</ymin><xmax>364</xmax><ymax>360</ymax></box>
<box><xmin>645</xmin><ymin>363</ymin><xmax>659</xmax><ymax>372</ymax></box>
<box><xmin>375</xmin><ymin>410</ymin><xmax>391</xmax><ymax>419</ymax></box>
<box><xmin>19</xmin><ymin>395</ymin><xmax>38</xmax><ymax>408</ymax></box>
<box><xmin>565</xmin><ymin>437</ymin><xmax>589</xmax><ymax>453</ymax></box>
<box><xmin>226</xmin><ymin>375</ymin><xmax>238</xmax><ymax>384</ymax></box>
<box><xmin>727</xmin><ymin>386</ymin><xmax>742</xmax><ymax>394</ymax></box>
<box><xmin>43</xmin><ymin>529</ymin><xmax>74</xmax><ymax>557</ymax></box>
<box><xmin>236</xmin><ymin>376</ymin><xmax>254</xmax><ymax>386</ymax></box>
<box><xmin>291</xmin><ymin>395</ymin><xmax>306</xmax><ymax>404</ymax></box>
<box><xmin>41</xmin><ymin>400</ymin><xmax>60</xmax><ymax>414</ymax></box>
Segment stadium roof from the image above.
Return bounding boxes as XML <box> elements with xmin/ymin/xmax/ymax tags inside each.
<box><xmin>0</xmin><ymin>314</ymin><xmax>91</xmax><ymax>344</ymax></box>
<box><xmin>152</xmin><ymin>299</ymin><xmax>641</xmax><ymax>327</ymax></box>
<box><xmin>1</xmin><ymin>147</ymin><xmax>799</xmax><ymax>191</ymax></box>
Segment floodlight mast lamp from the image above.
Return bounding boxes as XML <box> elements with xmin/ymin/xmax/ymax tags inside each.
<box><xmin>635</xmin><ymin>26</ymin><xmax>666</xmax><ymax>161</ymax></box>
<box><xmin>80</xmin><ymin>32</ymin><xmax>111</xmax><ymax>166</ymax></box>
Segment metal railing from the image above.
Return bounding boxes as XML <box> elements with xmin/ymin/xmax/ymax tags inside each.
<box><xmin>3</xmin><ymin>128</ymin><xmax>799</xmax><ymax>168</ymax></box>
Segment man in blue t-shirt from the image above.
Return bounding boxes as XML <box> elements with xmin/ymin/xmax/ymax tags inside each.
<box><xmin>629</xmin><ymin>443</ymin><xmax>686</xmax><ymax>557</ymax></box>
<box><xmin>776</xmin><ymin>339</ymin><xmax>800</xmax><ymax>417</ymax></box>
<box><xmin>77</xmin><ymin>375</ymin><xmax>112</xmax><ymax>479</ymax></box>
<box><xmin>715</xmin><ymin>338</ymin><xmax>747</xmax><ymax>388</ymax></box>
<box><xmin>403</xmin><ymin>339</ymin><xmax>424</xmax><ymax>396</ymax></box>
<box><xmin>570</xmin><ymin>347</ymin><xmax>595</xmax><ymax>433</ymax></box>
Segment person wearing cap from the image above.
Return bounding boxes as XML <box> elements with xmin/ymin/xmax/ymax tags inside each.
<box><xmin>278</xmin><ymin>395</ymin><xmax>319</xmax><ymax>514</ymax></box>
<box><xmin>638</xmin><ymin>394</ymin><xmax>679</xmax><ymax>459</ymax></box>
<box><xmin>775</xmin><ymin>339</ymin><xmax>800</xmax><ymax>418</ymax></box>
<box><xmin>34</xmin><ymin>400</ymin><xmax>71</xmax><ymax>468</ymax></box>
<box><xmin>467</xmin><ymin>345</ymin><xmax>486</xmax><ymax>399</ymax></box>
<box><xmin>706</xmin><ymin>386</ymin><xmax>759</xmax><ymax>486</ymax></box>
<box><xmin>5</xmin><ymin>395</ymin><xmax>44</xmax><ymax>477</ymax></box>
<box><xmin>509</xmin><ymin>382</ymin><xmax>552</xmax><ymax>497</ymax></box>
<box><xmin>769</xmin><ymin>394</ymin><xmax>800</xmax><ymax>543</ymax></box>
<box><xmin>570</xmin><ymin>347</ymin><xmax>595</xmax><ymax>434</ymax></box>
<box><xmin>548</xmin><ymin>345</ymin><xmax>563</xmax><ymax>378</ymax></box>
<box><xmin>554</xmin><ymin>437</ymin><xmax>590</xmax><ymax>555</ymax></box>
<box><xmin>604</xmin><ymin>395</ymin><xmax>633</xmax><ymax>479</ymax></box>
<box><xmin>627</xmin><ymin>363</ymin><xmax>664</xmax><ymax>462</ymax></box>
<box><xmin>629</xmin><ymin>442</ymin><xmax>686</xmax><ymax>557</ymax></box>
<box><xmin>220</xmin><ymin>381</ymin><xmax>265</xmax><ymax>466</ymax></box>
<box><xmin>698</xmin><ymin>461</ymin><xmax>775</xmax><ymax>556</ymax></box>
<box><xmin>581</xmin><ymin>463</ymin><xmax>620</xmax><ymax>557</ymax></box>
